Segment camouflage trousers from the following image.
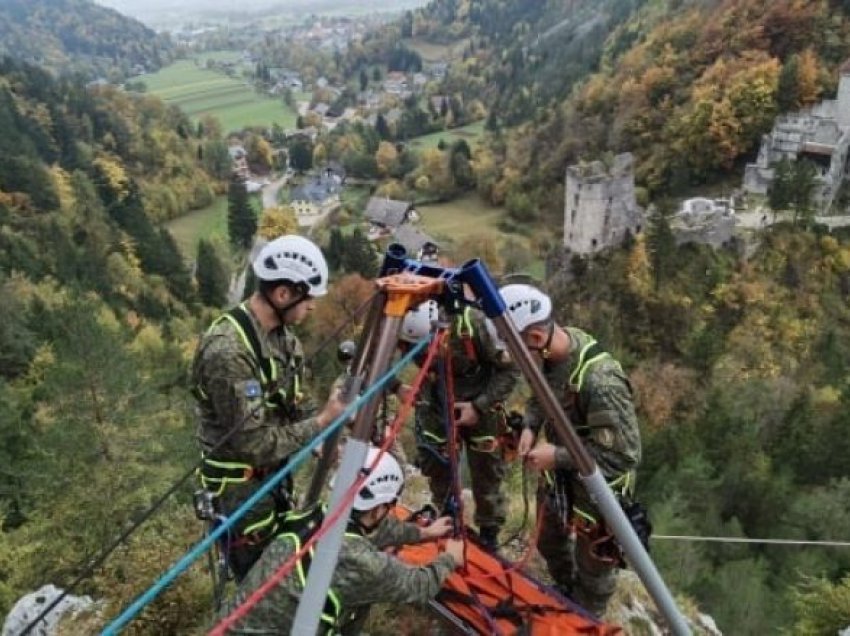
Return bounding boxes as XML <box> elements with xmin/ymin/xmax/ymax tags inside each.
<box><xmin>415</xmin><ymin>403</ymin><xmax>507</xmax><ymax>530</ymax></box>
<box><xmin>215</xmin><ymin>479</ymin><xmax>292</xmax><ymax>580</ymax></box>
<box><xmin>537</xmin><ymin>487</ymin><xmax>618</xmax><ymax>617</ymax></box>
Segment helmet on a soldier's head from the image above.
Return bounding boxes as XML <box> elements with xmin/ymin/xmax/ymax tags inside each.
<box><xmin>252</xmin><ymin>235</ymin><xmax>329</xmax><ymax>297</ymax></box>
<box><xmin>499</xmin><ymin>284</ymin><xmax>552</xmax><ymax>333</ymax></box>
<box><xmin>352</xmin><ymin>447</ymin><xmax>404</xmax><ymax>511</ymax></box>
<box><xmin>399</xmin><ymin>300</ymin><xmax>438</xmax><ymax>343</ymax></box>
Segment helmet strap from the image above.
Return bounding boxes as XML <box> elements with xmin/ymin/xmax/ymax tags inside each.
<box><xmin>262</xmin><ymin>282</ymin><xmax>309</xmax><ymax>326</ymax></box>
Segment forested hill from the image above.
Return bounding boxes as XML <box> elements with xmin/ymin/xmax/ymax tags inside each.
<box><xmin>412</xmin><ymin>0</ymin><xmax>639</xmax><ymax>127</ymax></box>
<box><xmin>0</xmin><ymin>54</ymin><xmax>232</xmax><ymax>323</ymax></box>
<box><xmin>0</xmin><ymin>55</ymin><xmax>233</xmax><ymax>632</ymax></box>
<box><xmin>0</xmin><ymin>0</ymin><xmax>174</xmax><ymax>80</ymax></box>
<box><xmin>403</xmin><ymin>0</ymin><xmax>850</xmax><ymax>225</ymax></box>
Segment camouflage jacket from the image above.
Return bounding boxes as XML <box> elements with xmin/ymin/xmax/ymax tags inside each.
<box><xmin>421</xmin><ymin>307</ymin><xmax>519</xmax><ymax>412</ymax></box>
<box><xmin>523</xmin><ymin>327</ymin><xmax>641</xmax><ymax>483</ymax></box>
<box><xmin>192</xmin><ymin>301</ymin><xmax>321</xmax><ymax>469</ymax></box>
<box><xmin>219</xmin><ymin>515</ymin><xmax>456</xmax><ymax>635</ymax></box>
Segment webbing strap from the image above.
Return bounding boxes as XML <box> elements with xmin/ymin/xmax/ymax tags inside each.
<box><xmin>568</xmin><ymin>340</ymin><xmax>610</xmax><ymax>392</ymax></box>
<box><xmin>219</xmin><ymin>304</ymin><xmax>277</xmax><ymax>387</ymax></box>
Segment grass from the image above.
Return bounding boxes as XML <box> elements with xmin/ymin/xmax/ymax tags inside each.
<box><xmin>141</xmin><ymin>58</ymin><xmax>297</xmax><ymax>133</ymax></box>
<box><xmin>407</xmin><ymin>121</ymin><xmax>485</xmax><ymax>152</ymax></box>
<box><xmin>417</xmin><ymin>192</ymin><xmax>546</xmax><ymax>278</ymax></box>
<box><xmin>165</xmin><ymin>195</ymin><xmax>229</xmax><ymax>258</ymax></box>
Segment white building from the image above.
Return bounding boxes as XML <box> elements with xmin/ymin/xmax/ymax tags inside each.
<box><xmin>744</xmin><ymin>61</ymin><xmax>850</xmax><ymax>212</ymax></box>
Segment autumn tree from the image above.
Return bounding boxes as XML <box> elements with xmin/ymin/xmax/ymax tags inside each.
<box><xmin>375</xmin><ymin>141</ymin><xmax>398</xmax><ymax>176</ymax></box>
<box><xmin>258</xmin><ymin>205</ymin><xmax>299</xmax><ymax>240</ymax></box>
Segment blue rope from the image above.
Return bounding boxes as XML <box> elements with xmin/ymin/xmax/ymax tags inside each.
<box><xmin>101</xmin><ymin>336</ymin><xmax>430</xmax><ymax>635</ymax></box>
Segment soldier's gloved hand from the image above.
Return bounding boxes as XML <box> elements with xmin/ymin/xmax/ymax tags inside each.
<box><xmin>444</xmin><ymin>538</ymin><xmax>466</xmax><ymax>568</ymax></box>
<box><xmin>420</xmin><ymin>516</ymin><xmax>453</xmax><ymax>541</ymax></box>
<box><xmin>453</xmin><ymin>402</ymin><xmax>479</xmax><ymax>426</ymax></box>
<box><xmin>518</xmin><ymin>427</ymin><xmax>536</xmax><ymax>457</ymax></box>
<box><xmin>316</xmin><ymin>389</ymin><xmax>347</xmax><ymax>428</ymax></box>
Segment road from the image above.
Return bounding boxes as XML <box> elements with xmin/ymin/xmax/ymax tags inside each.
<box><xmin>262</xmin><ymin>174</ymin><xmax>290</xmax><ymax>209</ymax></box>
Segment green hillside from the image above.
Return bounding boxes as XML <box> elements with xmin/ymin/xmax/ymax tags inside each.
<box><xmin>142</xmin><ymin>59</ymin><xmax>298</xmax><ymax>133</ymax></box>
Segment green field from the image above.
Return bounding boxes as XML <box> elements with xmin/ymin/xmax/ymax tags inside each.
<box><xmin>141</xmin><ymin>58</ymin><xmax>297</xmax><ymax>133</ymax></box>
<box><xmin>165</xmin><ymin>196</ymin><xmax>229</xmax><ymax>258</ymax></box>
<box><xmin>418</xmin><ymin>193</ymin><xmax>545</xmax><ymax>278</ymax></box>
<box><xmin>408</xmin><ymin>121</ymin><xmax>485</xmax><ymax>152</ymax></box>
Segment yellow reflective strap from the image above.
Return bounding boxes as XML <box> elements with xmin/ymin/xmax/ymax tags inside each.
<box><xmin>294</xmin><ymin>373</ymin><xmax>303</xmax><ymax>404</ymax></box>
<box><xmin>243</xmin><ymin>509</ymin><xmax>277</xmax><ymax>536</ymax></box>
<box><xmin>199</xmin><ymin>458</ymin><xmax>254</xmax><ymax>495</ymax></box>
<box><xmin>455</xmin><ymin>307</ymin><xmax>475</xmax><ymax>338</ymax></box>
<box><xmin>214</xmin><ymin>309</ymin><xmax>270</xmax><ymax>386</ymax></box>
<box><xmin>422</xmin><ymin>430</ymin><xmax>447</xmax><ymax>444</ymax></box>
<box><xmin>569</xmin><ymin>339</ymin><xmax>613</xmax><ymax>392</ymax></box>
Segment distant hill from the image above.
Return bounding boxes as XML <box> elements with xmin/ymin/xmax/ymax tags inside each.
<box><xmin>0</xmin><ymin>0</ymin><xmax>174</xmax><ymax>79</ymax></box>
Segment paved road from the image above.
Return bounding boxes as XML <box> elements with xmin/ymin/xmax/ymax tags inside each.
<box><xmin>262</xmin><ymin>174</ymin><xmax>289</xmax><ymax>209</ymax></box>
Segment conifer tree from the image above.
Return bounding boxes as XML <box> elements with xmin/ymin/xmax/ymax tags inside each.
<box><xmin>196</xmin><ymin>239</ymin><xmax>228</xmax><ymax>307</ymax></box>
<box><xmin>227</xmin><ymin>173</ymin><xmax>256</xmax><ymax>250</ymax></box>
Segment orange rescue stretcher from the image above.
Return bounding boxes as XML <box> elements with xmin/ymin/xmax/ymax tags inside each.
<box><xmin>391</xmin><ymin>508</ymin><xmax>622</xmax><ymax>636</ymax></box>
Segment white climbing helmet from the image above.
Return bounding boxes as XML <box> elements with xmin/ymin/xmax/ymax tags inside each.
<box><xmin>399</xmin><ymin>300</ymin><xmax>439</xmax><ymax>343</ymax></box>
<box><xmin>252</xmin><ymin>235</ymin><xmax>329</xmax><ymax>297</ymax></box>
<box><xmin>499</xmin><ymin>284</ymin><xmax>552</xmax><ymax>333</ymax></box>
<box><xmin>353</xmin><ymin>447</ymin><xmax>404</xmax><ymax>511</ymax></box>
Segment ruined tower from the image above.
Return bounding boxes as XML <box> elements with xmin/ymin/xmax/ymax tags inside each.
<box><xmin>563</xmin><ymin>153</ymin><xmax>644</xmax><ymax>255</ymax></box>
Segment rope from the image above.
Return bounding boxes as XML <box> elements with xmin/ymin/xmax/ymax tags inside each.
<box><xmin>100</xmin><ymin>335</ymin><xmax>430</xmax><ymax>635</ymax></box>
<box><xmin>441</xmin><ymin>334</ymin><xmax>466</xmax><ymax>541</ymax></box>
<box><xmin>209</xmin><ymin>330</ymin><xmax>447</xmax><ymax>635</ymax></box>
<box><xmin>653</xmin><ymin>535</ymin><xmax>850</xmax><ymax>547</ymax></box>
<box><xmin>20</xmin><ymin>293</ymin><xmax>376</xmax><ymax>636</ymax></box>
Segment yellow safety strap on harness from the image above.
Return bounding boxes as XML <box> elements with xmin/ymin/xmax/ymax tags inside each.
<box><xmin>455</xmin><ymin>307</ymin><xmax>474</xmax><ymax>338</ymax></box>
<box><xmin>279</xmin><ymin>531</ymin><xmax>352</xmax><ymax>633</ymax></box>
<box><xmin>568</xmin><ymin>338</ymin><xmax>612</xmax><ymax>393</ymax></box>
<box><xmin>198</xmin><ymin>457</ymin><xmax>256</xmax><ymax>496</ymax></box>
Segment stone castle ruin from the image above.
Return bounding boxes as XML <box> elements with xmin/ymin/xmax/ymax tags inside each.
<box><xmin>563</xmin><ymin>153</ymin><xmax>645</xmax><ymax>255</ymax></box>
<box><xmin>744</xmin><ymin>61</ymin><xmax>850</xmax><ymax>213</ymax></box>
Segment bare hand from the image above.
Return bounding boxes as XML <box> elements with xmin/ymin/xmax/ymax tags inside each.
<box><xmin>316</xmin><ymin>389</ymin><xmax>347</xmax><ymax>428</ymax></box>
<box><xmin>420</xmin><ymin>516</ymin><xmax>453</xmax><ymax>540</ymax></box>
<box><xmin>396</xmin><ymin>383</ymin><xmax>415</xmax><ymax>403</ymax></box>
<box><xmin>444</xmin><ymin>538</ymin><xmax>466</xmax><ymax>568</ymax></box>
<box><xmin>525</xmin><ymin>443</ymin><xmax>557</xmax><ymax>471</ymax></box>
<box><xmin>453</xmin><ymin>402</ymin><xmax>479</xmax><ymax>427</ymax></box>
<box><xmin>518</xmin><ymin>428</ymin><xmax>536</xmax><ymax>457</ymax></box>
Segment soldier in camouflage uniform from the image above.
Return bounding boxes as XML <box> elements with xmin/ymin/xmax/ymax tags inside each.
<box><xmin>398</xmin><ymin>300</ymin><xmax>519</xmax><ymax>550</ymax></box>
<box><xmin>192</xmin><ymin>235</ymin><xmax>346</xmax><ymax>579</ymax></box>
<box><xmin>499</xmin><ymin>284</ymin><xmax>641</xmax><ymax>616</ymax></box>
<box><xmin>217</xmin><ymin>447</ymin><xmax>464</xmax><ymax>635</ymax></box>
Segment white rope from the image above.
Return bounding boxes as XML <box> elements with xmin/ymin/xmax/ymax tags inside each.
<box><xmin>653</xmin><ymin>535</ymin><xmax>850</xmax><ymax>548</ymax></box>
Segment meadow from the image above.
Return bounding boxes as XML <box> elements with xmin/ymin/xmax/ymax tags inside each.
<box><xmin>141</xmin><ymin>58</ymin><xmax>297</xmax><ymax>133</ymax></box>
<box><xmin>407</xmin><ymin>121</ymin><xmax>485</xmax><ymax>152</ymax></box>
<box><xmin>418</xmin><ymin>193</ymin><xmax>546</xmax><ymax>278</ymax></box>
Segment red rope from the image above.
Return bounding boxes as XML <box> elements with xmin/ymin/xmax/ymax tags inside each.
<box><xmin>209</xmin><ymin>332</ymin><xmax>447</xmax><ymax>635</ymax></box>
<box><xmin>442</xmin><ymin>333</ymin><xmax>467</xmax><ymax>544</ymax></box>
